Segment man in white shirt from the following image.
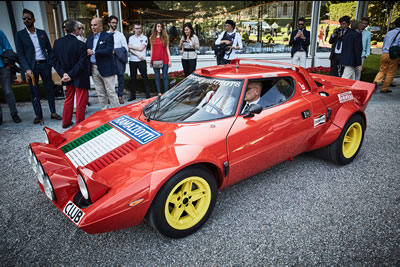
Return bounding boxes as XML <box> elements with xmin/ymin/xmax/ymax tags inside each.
<box><xmin>215</xmin><ymin>20</ymin><xmax>243</xmax><ymax>65</ymax></box>
<box><xmin>108</xmin><ymin>15</ymin><xmax>128</xmax><ymax>104</ymax></box>
<box><xmin>15</xmin><ymin>8</ymin><xmax>62</xmax><ymax>124</ymax></box>
<box><xmin>128</xmin><ymin>22</ymin><xmax>151</xmax><ymax>101</ymax></box>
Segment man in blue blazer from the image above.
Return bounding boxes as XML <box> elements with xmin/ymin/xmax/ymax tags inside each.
<box><xmin>340</xmin><ymin>20</ymin><xmax>362</xmax><ymax>80</ymax></box>
<box><xmin>289</xmin><ymin>17</ymin><xmax>310</xmax><ymax>68</ymax></box>
<box><xmin>86</xmin><ymin>18</ymin><xmax>119</xmax><ymax>109</ymax></box>
<box><xmin>15</xmin><ymin>8</ymin><xmax>61</xmax><ymax>124</ymax></box>
<box><xmin>51</xmin><ymin>20</ymin><xmax>90</xmax><ymax>128</ymax></box>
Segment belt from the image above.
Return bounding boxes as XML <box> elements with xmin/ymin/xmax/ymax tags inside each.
<box><xmin>184</xmin><ymin>48</ymin><xmax>195</xmax><ymax>52</ymax></box>
<box><xmin>35</xmin><ymin>60</ymin><xmax>47</xmax><ymax>64</ymax></box>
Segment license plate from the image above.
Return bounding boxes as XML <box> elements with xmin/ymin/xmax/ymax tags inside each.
<box><xmin>63</xmin><ymin>201</ymin><xmax>85</xmax><ymax>226</ymax></box>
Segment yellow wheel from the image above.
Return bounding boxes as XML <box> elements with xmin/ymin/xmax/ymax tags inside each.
<box><xmin>316</xmin><ymin>114</ymin><xmax>365</xmax><ymax>165</ymax></box>
<box><xmin>164</xmin><ymin>176</ymin><xmax>212</xmax><ymax>230</ymax></box>
<box><xmin>148</xmin><ymin>166</ymin><xmax>217</xmax><ymax>238</ymax></box>
<box><xmin>342</xmin><ymin>122</ymin><xmax>363</xmax><ymax>159</ymax></box>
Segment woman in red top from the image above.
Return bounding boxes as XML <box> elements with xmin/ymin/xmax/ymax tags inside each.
<box><xmin>150</xmin><ymin>22</ymin><xmax>171</xmax><ymax>95</ymax></box>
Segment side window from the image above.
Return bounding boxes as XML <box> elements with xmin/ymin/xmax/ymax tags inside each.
<box><xmin>259</xmin><ymin>77</ymin><xmax>295</xmax><ymax>108</ymax></box>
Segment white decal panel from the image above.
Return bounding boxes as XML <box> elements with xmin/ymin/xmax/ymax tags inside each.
<box><xmin>338</xmin><ymin>91</ymin><xmax>354</xmax><ymax>103</ymax></box>
<box><xmin>314</xmin><ymin>114</ymin><xmax>326</xmax><ymax>128</ymax></box>
<box><xmin>63</xmin><ymin>201</ymin><xmax>85</xmax><ymax>226</ymax></box>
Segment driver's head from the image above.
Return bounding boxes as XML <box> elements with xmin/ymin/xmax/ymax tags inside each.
<box><xmin>245</xmin><ymin>81</ymin><xmax>262</xmax><ymax>102</ymax></box>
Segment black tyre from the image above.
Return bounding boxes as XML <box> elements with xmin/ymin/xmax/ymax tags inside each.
<box><xmin>317</xmin><ymin>113</ymin><xmax>365</xmax><ymax>165</ymax></box>
<box><xmin>147</xmin><ymin>166</ymin><xmax>218</xmax><ymax>238</ymax></box>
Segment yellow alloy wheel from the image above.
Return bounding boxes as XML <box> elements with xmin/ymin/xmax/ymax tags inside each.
<box><xmin>164</xmin><ymin>176</ymin><xmax>212</xmax><ymax>230</ymax></box>
<box><xmin>342</xmin><ymin>122</ymin><xmax>363</xmax><ymax>159</ymax></box>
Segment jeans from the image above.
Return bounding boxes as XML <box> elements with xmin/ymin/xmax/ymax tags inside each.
<box><xmin>130</xmin><ymin>61</ymin><xmax>150</xmax><ymax>98</ymax></box>
<box><xmin>28</xmin><ymin>62</ymin><xmax>56</xmax><ymax>119</ymax></box>
<box><xmin>0</xmin><ymin>67</ymin><xmax>18</xmax><ymax>118</ymax></box>
<box><xmin>153</xmin><ymin>64</ymin><xmax>169</xmax><ymax>94</ymax></box>
<box><xmin>330</xmin><ymin>53</ymin><xmax>343</xmax><ymax>77</ymax></box>
<box><xmin>182</xmin><ymin>58</ymin><xmax>197</xmax><ymax>77</ymax></box>
<box><xmin>117</xmin><ymin>73</ymin><xmax>125</xmax><ymax>97</ymax></box>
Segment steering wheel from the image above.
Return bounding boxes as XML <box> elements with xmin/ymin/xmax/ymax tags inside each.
<box><xmin>205</xmin><ymin>102</ymin><xmax>224</xmax><ymax>115</ymax></box>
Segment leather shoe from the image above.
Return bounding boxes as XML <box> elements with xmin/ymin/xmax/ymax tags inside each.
<box><xmin>0</xmin><ymin>117</ymin><xmax>2</xmax><ymax>125</ymax></box>
<box><xmin>380</xmin><ymin>90</ymin><xmax>392</xmax><ymax>93</ymax></box>
<box><xmin>51</xmin><ymin>113</ymin><xmax>62</xmax><ymax>120</ymax></box>
<box><xmin>62</xmin><ymin>122</ymin><xmax>74</xmax><ymax>128</ymax></box>
<box><xmin>127</xmin><ymin>96</ymin><xmax>136</xmax><ymax>102</ymax></box>
<box><xmin>119</xmin><ymin>96</ymin><xmax>124</xmax><ymax>104</ymax></box>
<box><xmin>390</xmin><ymin>83</ymin><xmax>396</xmax><ymax>87</ymax></box>
<box><xmin>33</xmin><ymin>116</ymin><xmax>43</xmax><ymax>124</ymax></box>
<box><xmin>12</xmin><ymin>114</ymin><xmax>21</xmax><ymax>123</ymax></box>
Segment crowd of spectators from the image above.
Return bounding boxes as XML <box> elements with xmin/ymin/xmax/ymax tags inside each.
<box><xmin>0</xmin><ymin>10</ymin><xmax>399</xmax><ymax>126</ymax></box>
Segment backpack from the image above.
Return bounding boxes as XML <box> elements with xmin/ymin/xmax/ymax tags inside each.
<box><xmin>214</xmin><ymin>32</ymin><xmax>234</xmax><ymax>60</ymax></box>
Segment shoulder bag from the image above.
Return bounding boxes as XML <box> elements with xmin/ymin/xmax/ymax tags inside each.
<box><xmin>389</xmin><ymin>30</ymin><xmax>400</xmax><ymax>59</ymax></box>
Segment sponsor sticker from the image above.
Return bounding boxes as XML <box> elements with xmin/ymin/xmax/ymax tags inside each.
<box><xmin>63</xmin><ymin>201</ymin><xmax>85</xmax><ymax>226</ymax></box>
<box><xmin>314</xmin><ymin>114</ymin><xmax>326</xmax><ymax>128</ymax></box>
<box><xmin>109</xmin><ymin>115</ymin><xmax>162</xmax><ymax>145</ymax></box>
<box><xmin>338</xmin><ymin>91</ymin><xmax>353</xmax><ymax>103</ymax></box>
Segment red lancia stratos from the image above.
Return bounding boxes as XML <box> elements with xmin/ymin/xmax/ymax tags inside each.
<box><xmin>28</xmin><ymin>59</ymin><xmax>375</xmax><ymax>238</ymax></box>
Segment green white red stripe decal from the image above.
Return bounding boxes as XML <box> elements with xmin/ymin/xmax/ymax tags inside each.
<box><xmin>61</xmin><ymin>124</ymin><xmax>130</xmax><ymax>168</ymax></box>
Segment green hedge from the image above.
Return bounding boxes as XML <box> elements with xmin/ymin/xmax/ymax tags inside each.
<box><xmin>1</xmin><ymin>75</ymin><xmax>184</xmax><ymax>103</ymax></box>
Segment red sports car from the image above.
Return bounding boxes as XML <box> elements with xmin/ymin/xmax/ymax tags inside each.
<box><xmin>28</xmin><ymin>59</ymin><xmax>375</xmax><ymax>238</ymax></box>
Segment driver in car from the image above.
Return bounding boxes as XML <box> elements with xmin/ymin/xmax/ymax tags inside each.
<box><xmin>241</xmin><ymin>81</ymin><xmax>263</xmax><ymax>113</ymax></box>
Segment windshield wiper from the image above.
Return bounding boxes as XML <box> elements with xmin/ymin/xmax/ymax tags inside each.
<box><xmin>147</xmin><ymin>95</ymin><xmax>161</xmax><ymax>122</ymax></box>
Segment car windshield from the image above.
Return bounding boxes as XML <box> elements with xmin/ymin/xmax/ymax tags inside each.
<box><xmin>143</xmin><ymin>74</ymin><xmax>243</xmax><ymax>122</ymax></box>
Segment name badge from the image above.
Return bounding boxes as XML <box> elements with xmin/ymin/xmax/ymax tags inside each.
<box><xmin>109</xmin><ymin>115</ymin><xmax>162</xmax><ymax>145</ymax></box>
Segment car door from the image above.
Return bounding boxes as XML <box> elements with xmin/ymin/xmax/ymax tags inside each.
<box><xmin>226</xmin><ymin>77</ymin><xmax>314</xmax><ymax>186</ymax></box>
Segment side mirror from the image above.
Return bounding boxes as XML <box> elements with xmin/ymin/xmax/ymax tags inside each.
<box><xmin>243</xmin><ymin>104</ymin><xmax>263</xmax><ymax>118</ymax></box>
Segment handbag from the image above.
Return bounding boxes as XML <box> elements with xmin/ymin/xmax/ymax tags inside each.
<box><xmin>153</xmin><ymin>60</ymin><xmax>164</xmax><ymax>68</ymax></box>
<box><xmin>389</xmin><ymin>30</ymin><xmax>400</xmax><ymax>59</ymax></box>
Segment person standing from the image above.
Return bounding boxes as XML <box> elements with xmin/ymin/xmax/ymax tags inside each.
<box><xmin>318</xmin><ymin>25</ymin><xmax>324</xmax><ymax>45</ymax></box>
<box><xmin>325</xmin><ymin>24</ymin><xmax>330</xmax><ymax>42</ymax></box>
<box><xmin>373</xmin><ymin>17</ymin><xmax>400</xmax><ymax>93</ymax></box>
<box><xmin>76</xmin><ymin>21</ymin><xmax>87</xmax><ymax>42</ymax></box>
<box><xmin>15</xmin><ymin>8</ymin><xmax>62</xmax><ymax>124</ymax></box>
<box><xmin>150</xmin><ymin>22</ymin><xmax>171</xmax><ymax>95</ymax></box>
<box><xmin>51</xmin><ymin>20</ymin><xmax>90</xmax><ymax>128</ymax></box>
<box><xmin>215</xmin><ymin>20</ymin><xmax>243</xmax><ymax>65</ymax></box>
<box><xmin>107</xmin><ymin>15</ymin><xmax>128</xmax><ymax>104</ymax></box>
<box><xmin>128</xmin><ymin>21</ymin><xmax>151</xmax><ymax>101</ymax></box>
<box><xmin>355</xmin><ymin>17</ymin><xmax>371</xmax><ymax>81</ymax></box>
<box><xmin>87</xmin><ymin>17</ymin><xmax>119</xmax><ymax>109</ymax></box>
<box><xmin>340</xmin><ymin>20</ymin><xmax>363</xmax><ymax>80</ymax></box>
<box><xmin>329</xmin><ymin>16</ymin><xmax>350</xmax><ymax>77</ymax></box>
<box><xmin>0</xmin><ymin>30</ymin><xmax>21</xmax><ymax>125</ymax></box>
<box><xmin>179</xmin><ymin>23</ymin><xmax>200</xmax><ymax>77</ymax></box>
<box><xmin>289</xmin><ymin>17</ymin><xmax>310</xmax><ymax>68</ymax></box>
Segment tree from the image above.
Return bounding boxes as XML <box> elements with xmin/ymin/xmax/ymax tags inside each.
<box><xmin>369</xmin><ymin>1</ymin><xmax>400</xmax><ymax>33</ymax></box>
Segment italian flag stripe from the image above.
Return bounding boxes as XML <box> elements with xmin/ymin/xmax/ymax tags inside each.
<box><xmin>61</xmin><ymin>124</ymin><xmax>131</xmax><ymax>168</ymax></box>
<box><xmin>61</xmin><ymin>124</ymin><xmax>112</xmax><ymax>153</ymax></box>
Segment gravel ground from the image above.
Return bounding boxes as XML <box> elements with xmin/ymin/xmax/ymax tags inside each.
<box><xmin>1</xmin><ymin>80</ymin><xmax>400</xmax><ymax>266</ymax></box>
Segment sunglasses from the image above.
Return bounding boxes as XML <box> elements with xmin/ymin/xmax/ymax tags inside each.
<box><xmin>79</xmin><ymin>27</ymin><xmax>84</xmax><ymax>30</ymax></box>
<box><xmin>22</xmin><ymin>16</ymin><xmax>32</xmax><ymax>21</ymax></box>
<box><xmin>298</xmin><ymin>23</ymin><xmax>305</xmax><ymax>26</ymax></box>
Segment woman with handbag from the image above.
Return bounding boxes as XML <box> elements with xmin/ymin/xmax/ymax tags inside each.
<box><xmin>150</xmin><ymin>22</ymin><xmax>171</xmax><ymax>95</ymax></box>
<box><xmin>179</xmin><ymin>23</ymin><xmax>200</xmax><ymax>77</ymax></box>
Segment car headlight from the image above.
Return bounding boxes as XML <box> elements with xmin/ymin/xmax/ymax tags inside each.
<box><xmin>36</xmin><ymin>163</ymin><xmax>45</xmax><ymax>184</ymax></box>
<box><xmin>77</xmin><ymin>174</ymin><xmax>90</xmax><ymax>200</ymax></box>
<box><xmin>43</xmin><ymin>175</ymin><xmax>56</xmax><ymax>201</ymax></box>
<box><xmin>31</xmin><ymin>153</ymin><xmax>38</xmax><ymax>173</ymax></box>
<box><xmin>27</xmin><ymin>146</ymin><xmax>33</xmax><ymax>164</ymax></box>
